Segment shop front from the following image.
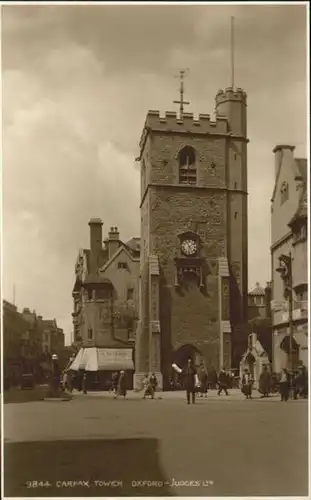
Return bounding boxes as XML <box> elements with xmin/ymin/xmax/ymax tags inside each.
<box><xmin>68</xmin><ymin>347</ymin><xmax>135</xmax><ymax>390</ymax></box>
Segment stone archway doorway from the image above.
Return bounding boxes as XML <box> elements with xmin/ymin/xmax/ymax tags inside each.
<box><xmin>171</xmin><ymin>344</ymin><xmax>203</xmax><ymax>390</ymax></box>
<box><xmin>173</xmin><ymin>344</ymin><xmax>202</xmax><ymax>369</ymax></box>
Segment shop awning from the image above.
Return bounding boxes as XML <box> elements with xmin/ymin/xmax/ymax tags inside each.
<box><xmin>68</xmin><ymin>347</ymin><xmax>134</xmax><ymax>372</ymax></box>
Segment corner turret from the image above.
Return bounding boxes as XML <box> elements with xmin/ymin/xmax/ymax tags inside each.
<box><xmin>215</xmin><ymin>87</ymin><xmax>247</xmax><ymax>137</ymax></box>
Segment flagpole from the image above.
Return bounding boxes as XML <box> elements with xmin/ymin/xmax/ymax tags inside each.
<box><xmin>231</xmin><ymin>16</ymin><xmax>235</xmax><ymax>89</ymax></box>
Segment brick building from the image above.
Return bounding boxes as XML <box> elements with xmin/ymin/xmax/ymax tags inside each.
<box><xmin>135</xmin><ymin>86</ymin><xmax>249</xmax><ymax>389</ymax></box>
<box><xmin>270</xmin><ymin>145</ymin><xmax>308</xmax><ymax>372</ymax></box>
<box><xmin>71</xmin><ymin>220</ymin><xmax>139</xmax><ymax>385</ymax></box>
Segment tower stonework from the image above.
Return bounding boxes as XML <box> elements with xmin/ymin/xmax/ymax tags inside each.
<box><xmin>134</xmin><ymin>87</ymin><xmax>248</xmax><ymax>390</ymax></box>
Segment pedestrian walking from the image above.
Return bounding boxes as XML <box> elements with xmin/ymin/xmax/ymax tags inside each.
<box><xmin>295</xmin><ymin>365</ymin><xmax>308</xmax><ymax>399</ymax></box>
<box><xmin>279</xmin><ymin>368</ymin><xmax>290</xmax><ymax>402</ymax></box>
<box><xmin>117</xmin><ymin>370</ymin><xmax>127</xmax><ymax>399</ymax></box>
<box><xmin>199</xmin><ymin>366</ymin><xmax>208</xmax><ymax>398</ymax></box>
<box><xmin>259</xmin><ymin>366</ymin><xmax>271</xmax><ymax>398</ymax></box>
<box><xmin>149</xmin><ymin>373</ymin><xmax>158</xmax><ymax>399</ymax></box>
<box><xmin>111</xmin><ymin>371</ymin><xmax>119</xmax><ymax>397</ymax></box>
<box><xmin>241</xmin><ymin>368</ymin><xmax>253</xmax><ymax>399</ymax></box>
<box><xmin>183</xmin><ymin>358</ymin><xmax>197</xmax><ymax>404</ymax></box>
<box><xmin>62</xmin><ymin>370</ymin><xmax>72</xmax><ymax>393</ymax></box>
<box><xmin>208</xmin><ymin>367</ymin><xmax>217</xmax><ymax>390</ymax></box>
<box><xmin>142</xmin><ymin>374</ymin><xmax>149</xmax><ymax>398</ymax></box>
<box><xmin>217</xmin><ymin>368</ymin><xmax>229</xmax><ymax>396</ymax></box>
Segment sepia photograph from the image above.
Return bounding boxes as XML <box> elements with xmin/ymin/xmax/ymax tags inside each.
<box><xmin>1</xmin><ymin>1</ymin><xmax>309</xmax><ymax>498</ymax></box>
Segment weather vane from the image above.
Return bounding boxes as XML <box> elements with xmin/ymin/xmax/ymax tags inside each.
<box><xmin>173</xmin><ymin>69</ymin><xmax>190</xmax><ymax>119</ymax></box>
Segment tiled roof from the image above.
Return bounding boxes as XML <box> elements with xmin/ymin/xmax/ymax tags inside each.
<box><xmin>248</xmin><ymin>283</ymin><xmax>265</xmax><ymax>296</ymax></box>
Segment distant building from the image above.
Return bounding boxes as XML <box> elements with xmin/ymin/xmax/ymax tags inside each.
<box><xmin>71</xmin><ymin>219</ymin><xmax>140</xmax><ymax>387</ymax></box>
<box><xmin>248</xmin><ymin>283</ymin><xmax>267</xmax><ymax>320</ymax></box>
<box><xmin>270</xmin><ymin>145</ymin><xmax>308</xmax><ymax>372</ymax></box>
<box><xmin>3</xmin><ymin>301</ymin><xmax>65</xmax><ymax>387</ymax></box>
<box><xmin>37</xmin><ymin>316</ymin><xmax>65</xmax><ymax>355</ymax></box>
<box><xmin>248</xmin><ymin>282</ymin><xmax>272</xmax><ymax>321</ymax></box>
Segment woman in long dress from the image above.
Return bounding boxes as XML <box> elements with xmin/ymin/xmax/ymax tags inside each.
<box><xmin>117</xmin><ymin>370</ymin><xmax>127</xmax><ymax>399</ymax></box>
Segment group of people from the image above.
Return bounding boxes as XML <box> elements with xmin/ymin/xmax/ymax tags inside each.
<box><xmin>174</xmin><ymin>359</ymin><xmax>308</xmax><ymax>404</ymax></box>
<box><xmin>240</xmin><ymin>364</ymin><xmax>308</xmax><ymax>402</ymax></box>
<box><xmin>141</xmin><ymin>373</ymin><xmax>158</xmax><ymax>399</ymax></box>
<box><xmin>56</xmin><ymin>356</ymin><xmax>308</xmax><ymax>404</ymax></box>
<box><xmin>176</xmin><ymin>362</ymin><xmax>235</xmax><ymax>403</ymax></box>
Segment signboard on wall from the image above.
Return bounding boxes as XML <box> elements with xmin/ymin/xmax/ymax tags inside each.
<box><xmin>97</xmin><ymin>348</ymin><xmax>134</xmax><ymax>370</ymax></box>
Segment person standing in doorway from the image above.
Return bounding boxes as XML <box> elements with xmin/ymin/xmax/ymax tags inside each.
<box><xmin>217</xmin><ymin>368</ymin><xmax>229</xmax><ymax>396</ymax></box>
<box><xmin>183</xmin><ymin>358</ymin><xmax>197</xmax><ymax>404</ymax></box>
<box><xmin>279</xmin><ymin>368</ymin><xmax>290</xmax><ymax>402</ymax></box>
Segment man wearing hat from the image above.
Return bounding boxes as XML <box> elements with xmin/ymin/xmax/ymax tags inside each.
<box><xmin>183</xmin><ymin>358</ymin><xmax>197</xmax><ymax>404</ymax></box>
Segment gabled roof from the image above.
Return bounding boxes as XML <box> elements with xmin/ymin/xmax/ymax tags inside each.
<box><xmin>271</xmin><ymin>149</ymin><xmax>304</xmax><ymax>203</ymax></box>
<box><xmin>99</xmin><ymin>243</ymin><xmax>139</xmax><ymax>274</ymax></box>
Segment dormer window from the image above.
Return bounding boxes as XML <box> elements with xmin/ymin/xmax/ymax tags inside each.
<box><xmin>179</xmin><ymin>146</ymin><xmax>197</xmax><ymax>184</ymax></box>
<box><xmin>280</xmin><ymin>182</ymin><xmax>289</xmax><ymax>205</ymax></box>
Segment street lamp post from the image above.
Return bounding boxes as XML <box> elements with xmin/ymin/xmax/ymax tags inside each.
<box><xmin>276</xmin><ymin>252</ymin><xmax>294</xmax><ymax>398</ymax></box>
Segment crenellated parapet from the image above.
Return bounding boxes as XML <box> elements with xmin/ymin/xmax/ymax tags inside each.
<box><xmin>139</xmin><ymin>110</ymin><xmax>229</xmax><ymax>149</ymax></box>
<box><xmin>215</xmin><ymin>87</ymin><xmax>247</xmax><ymax>106</ymax></box>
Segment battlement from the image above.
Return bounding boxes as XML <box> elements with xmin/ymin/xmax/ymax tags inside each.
<box><xmin>140</xmin><ymin>109</ymin><xmax>229</xmax><ymax>147</ymax></box>
<box><xmin>216</xmin><ymin>87</ymin><xmax>247</xmax><ymax>105</ymax></box>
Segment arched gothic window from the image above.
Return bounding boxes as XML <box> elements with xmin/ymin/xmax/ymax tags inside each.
<box><xmin>178</xmin><ymin>146</ymin><xmax>197</xmax><ymax>184</ymax></box>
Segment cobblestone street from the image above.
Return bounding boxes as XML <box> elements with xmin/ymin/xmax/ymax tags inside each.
<box><xmin>4</xmin><ymin>390</ymin><xmax>308</xmax><ymax>497</ymax></box>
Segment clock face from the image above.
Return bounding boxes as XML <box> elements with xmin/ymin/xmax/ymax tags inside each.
<box><xmin>181</xmin><ymin>239</ymin><xmax>197</xmax><ymax>256</ymax></box>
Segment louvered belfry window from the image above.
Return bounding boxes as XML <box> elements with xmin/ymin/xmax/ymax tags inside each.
<box><xmin>179</xmin><ymin>146</ymin><xmax>197</xmax><ymax>184</ymax></box>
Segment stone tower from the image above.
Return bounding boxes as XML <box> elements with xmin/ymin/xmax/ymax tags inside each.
<box><xmin>134</xmin><ymin>87</ymin><xmax>248</xmax><ymax>390</ymax></box>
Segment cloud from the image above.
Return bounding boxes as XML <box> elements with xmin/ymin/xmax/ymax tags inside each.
<box><xmin>2</xmin><ymin>4</ymin><xmax>307</xmax><ymax>340</ymax></box>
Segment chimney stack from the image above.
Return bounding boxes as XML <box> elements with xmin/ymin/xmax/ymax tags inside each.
<box><xmin>88</xmin><ymin>218</ymin><xmax>103</xmax><ymax>274</ymax></box>
<box><xmin>108</xmin><ymin>226</ymin><xmax>120</xmax><ymax>259</ymax></box>
<box><xmin>273</xmin><ymin>145</ymin><xmax>295</xmax><ymax>177</ymax></box>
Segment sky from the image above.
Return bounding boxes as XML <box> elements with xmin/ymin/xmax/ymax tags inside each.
<box><xmin>2</xmin><ymin>3</ymin><xmax>307</xmax><ymax>344</ymax></box>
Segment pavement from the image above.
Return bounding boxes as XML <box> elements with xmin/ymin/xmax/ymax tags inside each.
<box><xmin>3</xmin><ymin>388</ymin><xmax>309</xmax><ymax>497</ymax></box>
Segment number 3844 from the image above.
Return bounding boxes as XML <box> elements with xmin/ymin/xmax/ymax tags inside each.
<box><xmin>26</xmin><ymin>481</ymin><xmax>52</xmax><ymax>488</ymax></box>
